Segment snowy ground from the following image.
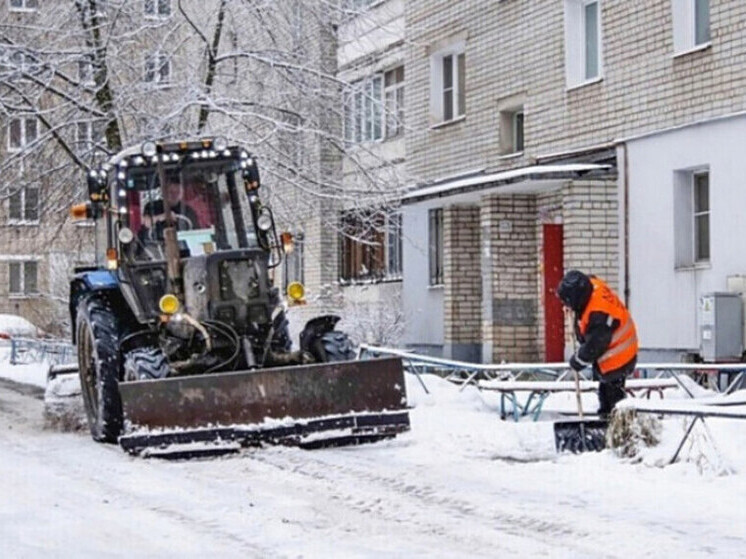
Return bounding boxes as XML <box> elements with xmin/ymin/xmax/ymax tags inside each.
<box><xmin>1</xmin><ymin>347</ymin><xmax>746</xmax><ymax>558</ymax></box>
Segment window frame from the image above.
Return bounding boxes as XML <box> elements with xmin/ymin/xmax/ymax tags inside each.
<box><xmin>692</xmin><ymin>170</ymin><xmax>710</xmax><ymax>263</ymax></box>
<box><xmin>144</xmin><ymin>0</ymin><xmax>171</xmax><ymax>18</ymax></box>
<box><xmin>8</xmin><ymin>0</ymin><xmax>38</xmax><ymax>12</ymax></box>
<box><xmin>7</xmin><ymin>116</ymin><xmax>38</xmax><ymax>152</ymax></box>
<box><xmin>8</xmin><ymin>260</ymin><xmax>39</xmax><ymax>297</ymax></box>
<box><xmin>564</xmin><ymin>0</ymin><xmax>604</xmax><ymax>89</ymax></box>
<box><xmin>428</xmin><ymin>208</ymin><xmax>444</xmax><ymax>286</ymax></box>
<box><xmin>338</xmin><ymin>210</ymin><xmax>402</xmax><ymax>283</ymax></box>
<box><xmin>430</xmin><ymin>44</ymin><xmax>465</xmax><ymax>125</ymax></box>
<box><xmin>8</xmin><ymin>184</ymin><xmax>40</xmax><ymax>224</ymax></box>
<box><xmin>144</xmin><ymin>52</ymin><xmax>171</xmax><ymax>84</ymax></box>
<box><xmin>383</xmin><ymin>66</ymin><xmax>405</xmax><ymax>140</ymax></box>
<box><xmin>672</xmin><ymin>0</ymin><xmax>712</xmax><ymax>56</ymax></box>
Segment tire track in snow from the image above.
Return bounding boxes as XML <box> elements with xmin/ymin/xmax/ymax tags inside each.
<box><xmin>251</xmin><ymin>446</ymin><xmax>602</xmax><ymax>557</ymax></box>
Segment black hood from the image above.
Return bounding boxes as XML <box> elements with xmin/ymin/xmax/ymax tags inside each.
<box><xmin>556</xmin><ymin>270</ymin><xmax>593</xmax><ymax>313</ymax></box>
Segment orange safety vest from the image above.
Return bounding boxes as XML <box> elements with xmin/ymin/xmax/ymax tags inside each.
<box><xmin>578</xmin><ymin>277</ymin><xmax>638</xmax><ymax>374</ymax></box>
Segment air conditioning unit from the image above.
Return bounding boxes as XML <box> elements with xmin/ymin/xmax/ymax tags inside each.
<box><xmin>727</xmin><ymin>275</ymin><xmax>746</xmax><ymax>351</ymax></box>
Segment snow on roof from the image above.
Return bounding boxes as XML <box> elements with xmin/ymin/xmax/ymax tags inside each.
<box><xmin>402</xmin><ymin>163</ymin><xmax>612</xmax><ymax>203</ymax></box>
<box><xmin>0</xmin><ymin>314</ymin><xmax>39</xmax><ymax>337</ymax></box>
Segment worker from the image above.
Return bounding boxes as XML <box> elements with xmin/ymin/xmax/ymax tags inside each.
<box><xmin>141</xmin><ymin>176</ymin><xmax>199</xmax><ymax>239</ymax></box>
<box><xmin>556</xmin><ymin>270</ymin><xmax>639</xmax><ymax>418</ymax></box>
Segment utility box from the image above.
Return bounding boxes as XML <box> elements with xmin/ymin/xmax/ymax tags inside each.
<box><xmin>700</xmin><ymin>292</ymin><xmax>743</xmax><ymax>362</ymax></box>
<box><xmin>726</xmin><ymin>275</ymin><xmax>746</xmax><ymax>350</ymax></box>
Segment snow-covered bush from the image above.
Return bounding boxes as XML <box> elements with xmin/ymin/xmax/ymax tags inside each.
<box><xmin>607</xmin><ymin>408</ymin><xmax>662</xmax><ymax>459</ymax></box>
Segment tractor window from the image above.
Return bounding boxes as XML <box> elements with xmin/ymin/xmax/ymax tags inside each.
<box><xmin>124</xmin><ymin>166</ymin><xmax>254</xmax><ymax>260</ymax></box>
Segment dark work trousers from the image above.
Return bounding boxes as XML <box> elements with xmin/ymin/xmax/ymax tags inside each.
<box><xmin>593</xmin><ymin>357</ymin><xmax>637</xmax><ymax>416</ymax></box>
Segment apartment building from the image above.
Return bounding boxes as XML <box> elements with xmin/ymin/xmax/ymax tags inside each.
<box><xmin>400</xmin><ymin>0</ymin><xmax>746</xmax><ymax>363</ymax></box>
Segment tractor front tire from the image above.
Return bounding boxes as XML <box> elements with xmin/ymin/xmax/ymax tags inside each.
<box><xmin>76</xmin><ymin>295</ymin><xmax>124</xmax><ymax>443</ymax></box>
<box><xmin>123</xmin><ymin>347</ymin><xmax>169</xmax><ymax>381</ymax></box>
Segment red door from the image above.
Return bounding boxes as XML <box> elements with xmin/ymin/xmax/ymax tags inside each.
<box><xmin>543</xmin><ymin>224</ymin><xmax>564</xmax><ymax>362</ymax></box>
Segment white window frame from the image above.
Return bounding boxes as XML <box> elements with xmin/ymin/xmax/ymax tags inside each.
<box><xmin>674</xmin><ymin>167</ymin><xmax>710</xmax><ymax>269</ymax></box>
<box><xmin>430</xmin><ymin>42</ymin><xmax>465</xmax><ymax>126</ymax></box>
<box><xmin>144</xmin><ymin>0</ymin><xmax>171</xmax><ymax>18</ymax></box>
<box><xmin>8</xmin><ymin>260</ymin><xmax>39</xmax><ymax>298</ymax></box>
<box><xmin>499</xmin><ymin>105</ymin><xmax>525</xmax><ymax>155</ymax></box>
<box><xmin>564</xmin><ymin>0</ymin><xmax>603</xmax><ymax>89</ymax></box>
<box><xmin>384</xmin><ymin>66</ymin><xmax>405</xmax><ymax>140</ymax></box>
<box><xmin>144</xmin><ymin>52</ymin><xmax>171</xmax><ymax>84</ymax></box>
<box><xmin>78</xmin><ymin>56</ymin><xmax>94</xmax><ymax>85</ymax></box>
<box><xmin>7</xmin><ymin>116</ymin><xmax>37</xmax><ymax>151</ymax></box>
<box><xmin>428</xmin><ymin>208</ymin><xmax>444</xmax><ymax>286</ymax></box>
<box><xmin>386</xmin><ymin>212</ymin><xmax>403</xmax><ymax>279</ymax></box>
<box><xmin>8</xmin><ymin>0</ymin><xmax>38</xmax><ymax>12</ymax></box>
<box><xmin>344</xmin><ymin>74</ymin><xmax>383</xmax><ymax>145</ymax></box>
<box><xmin>672</xmin><ymin>0</ymin><xmax>711</xmax><ymax>56</ymax></box>
<box><xmin>8</xmin><ymin>184</ymin><xmax>40</xmax><ymax>224</ymax></box>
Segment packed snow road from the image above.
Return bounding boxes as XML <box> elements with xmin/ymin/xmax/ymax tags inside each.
<box><xmin>2</xmin><ymin>374</ymin><xmax>746</xmax><ymax>558</ymax></box>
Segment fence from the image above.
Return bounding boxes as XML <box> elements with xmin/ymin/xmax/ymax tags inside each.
<box><xmin>7</xmin><ymin>337</ymin><xmax>76</xmax><ymax>366</ymax></box>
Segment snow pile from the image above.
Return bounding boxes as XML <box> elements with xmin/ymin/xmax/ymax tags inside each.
<box><xmin>0</xmin><ymin>314</ymin><xmax>40</xmax><ymax>338</ymax></box>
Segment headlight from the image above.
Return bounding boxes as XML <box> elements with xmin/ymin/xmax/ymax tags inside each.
<box><xmin>159</xmin><ymin>294</ymin><xmax>180</xmax><ymax>315</ymax></box>
<box><xmin>141</xmin><ymin>141</ymin><xmax>157</xmax><ymax>157</ymax></box>
<box><xmin>118</xmin><ymin>227</ymin><xmax>134</xmax><ymax>244</ymax></box>
<box><xmin>256</xmin><ymin>210</ymin><xmax>273</xmax><ymax>232</ymax></box>
<box><xmin>213</xmin><ymin>136</ymin><xmax>228</xmax><ymax>151</ymax></box>
<box><xmin>287</xmin><ymin>282</ymin><xmax>305</xmax><ymax>302</ymax></box>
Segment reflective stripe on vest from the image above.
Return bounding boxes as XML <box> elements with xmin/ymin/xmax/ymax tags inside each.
<box><xmin>578</xmin><ymin>277</ymin><xmax>638</xmax><ymax>374</ymax></box>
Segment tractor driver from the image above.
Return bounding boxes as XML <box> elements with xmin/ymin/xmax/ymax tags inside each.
<box><xmin>140</xmin><ymin>176</ymin><xmax>199</xmax><ymax>240</ymax></box>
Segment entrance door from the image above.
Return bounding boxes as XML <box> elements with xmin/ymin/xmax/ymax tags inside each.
<box><xmin>543</xmin><ymin>224</ymin><xmax>564</xmax><ymax>362</ymax></box>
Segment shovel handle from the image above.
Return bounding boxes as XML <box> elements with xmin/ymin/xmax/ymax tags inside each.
<box><xmin>574</xmin><ymin>368</ymin><xmax>584</xmax><ymax>419</ymax></box>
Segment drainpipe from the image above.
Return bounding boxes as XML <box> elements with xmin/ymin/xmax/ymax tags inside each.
<box><xmin>621</xmin><ymin>142</ymin><xmax>630</xmax><ymax>307</ymax></box>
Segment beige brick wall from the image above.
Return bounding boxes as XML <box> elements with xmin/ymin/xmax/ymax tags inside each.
<box><xmin>405</xmin><ymin>0</ymin><xmax>746</xmax><ymax>183</ymax></box>
<box><xmin>443</xmin><ymin>204</ymin><xmax>481</xmax><ymax>359</ymax></box>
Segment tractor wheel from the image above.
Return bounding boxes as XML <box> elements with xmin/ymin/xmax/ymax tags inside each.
<box><xmin>320</xmin><ymin>331</ymin><xmax>356</xmax><ymax>362</ymax></box>
<box><xmin>123</xmin><ymin>347</ymin><xmax>169</xmax><ymax>381</ymax></box>
<box><xmin>271</xmin><ymin>310</ymin><xmax>292</xmax><ymax>352</ymax></box>
<box><xmin>76</xmin><ymin>295</ymin><xmax>123</xmax><ymax>443</ymax></box>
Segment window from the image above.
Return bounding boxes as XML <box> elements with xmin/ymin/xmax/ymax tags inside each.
<box><xmin>9</xmin><ymin>261</ymin><xmax>38</xmax><ymax>296</ymax></box>
<box><xmin>0</xmin><ymin>47</ymin><xmax>40</xmax><ymax>76</ymax></box>
<box><xmin>144</xmin><ymin>52</ymin><xmax>170</xmax><ymax>83</ymax></box>
<box><xmin>144</xmin><ymin>0</ymin><xmax>170</xmax><ymax>17</ymax></box>
<box><xmin>499</xmin><ymin>105</ymin><xmax>524</xmax><ymax>155</ymax></box>
<box><xmin>339</xmin><ymin>210</ymin><xmax>402</xmax><ymax>282</ymax></box>
<box><xmin>284</xmin><ymin>232</ymin><xmax>304</xmax><ymax>291</ymax></box>
<box><xmin>564</xmin><ymin>0</ymin><xmax>603</xmax><ymax>88</ymax></box>
<box><xmin>345</xmin><ymin>75</ymin><xmax>383</xmax><ymax>144</ymax></box>
<box><xmin>75</xmin><ymin>121</ymin><xmax>104</xmax><ymax>153</ymax></box>
<box><xmin>384</xmin><ymin>67</ymin><xmax>405</xmax><ymax>139</ymax></box>
<box><xmin>78</xmin><ymin>56</ymin><xmax>94</xmax><ymax>85</ymax></box>
<box><xmin>674</xmin><ymin>168</ymin><xmax>709</xmax><ymax>267</ymax></box>
<box><xmin>428</xmin><ymin>208</ymin><xmax>443</xmax><ymax>286</ymax></box>
<box><xmin>693</xmin><ymin>171</ymin><xmax>710</xmax><ymax>262</ymax></box>
<box><xmin>9</xmin><ymin>185</ymin><xmax>39</xmax><ymax>223</ymax></box>
<box><xmin>430</xmin><ymin>45</ymin><xmax>465</xmax><ymax>124</ymax></box>
<box><xmin>672</xmin><ymin>0</ymin><xmax>710</xmax><ymax>55</ymax></box>
<box><xmin>8</xmin><ymin>117</ymin><xmax>37</xmax><ymax>151</ymax></box>
<box><xmin>9</xmin><ymin>0</ymin><xmax>38</xmax><ymax>11</ymax></box>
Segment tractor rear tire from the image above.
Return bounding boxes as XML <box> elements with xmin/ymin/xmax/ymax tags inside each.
<box><xmin>320</xmin><ymin>331</ymin><xmax>356</xmax><ymax>362</ymax></box>
<box><xmin>271</xmin><ymin>310</ymin><xmax>292</xmax><ymax>352</ymax></box>
<box><xmin>76</xmin><ymin>295</ymin><xmax>123</xmax><ymax>443</ymax></box>
<box><xmin>123</xmin><ymin>347</ymin><xmax>169</xmax><ymax>381</ymax></box>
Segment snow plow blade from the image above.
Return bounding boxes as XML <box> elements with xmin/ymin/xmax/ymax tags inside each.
<box><xmin>118</xmin><ymin>357</ymin><xmax>409</xmax><ymax>458</ymax></box>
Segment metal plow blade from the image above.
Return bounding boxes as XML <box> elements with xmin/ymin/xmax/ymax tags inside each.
<box><xmin>118</xmin><ymin>357</ymin><xmax>409</xmax><ymax>458</ymax></box>
<box><xmin>554</xmin><ymin>419</ymin><xmax>608</xmax><ymax>453</ymax></box>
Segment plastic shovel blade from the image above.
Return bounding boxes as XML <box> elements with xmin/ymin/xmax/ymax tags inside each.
<box><xmin>554</xmin><ymin>419</ymin><xmax>608</xmax><ymax>453</ymax></box>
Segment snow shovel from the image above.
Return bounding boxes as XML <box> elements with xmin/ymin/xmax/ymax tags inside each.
<box><xmin>553</xmin><ymin>368</ymin><xmax>608</xmax><ymax>453</ymax></box>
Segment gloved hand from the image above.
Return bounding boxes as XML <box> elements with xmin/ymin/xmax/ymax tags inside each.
<box><xmin>568</xmin><ymin>354</ymin><xmax>585</xmax><ymax>372</ymax></box>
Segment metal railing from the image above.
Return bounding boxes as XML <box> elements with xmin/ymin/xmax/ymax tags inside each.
<box><xmin>357</xmin><ymin>344</ymin><xmax>746</xmax><ymax>397</ymax></box>
<box><xmin>7</xmin><ymin>337</ymin><xmax>76</xmax><ymax>366</ymax></box>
